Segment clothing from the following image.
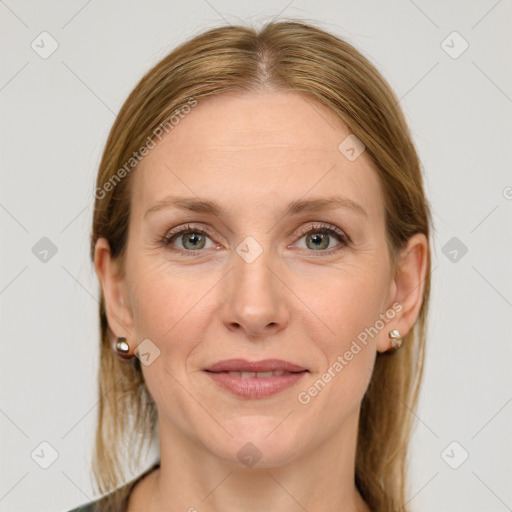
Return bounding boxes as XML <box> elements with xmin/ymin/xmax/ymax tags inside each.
<box><xmin>67</xmin><ymin>462</ymin><xmax>160</xmax><ymax>512</ymax></box>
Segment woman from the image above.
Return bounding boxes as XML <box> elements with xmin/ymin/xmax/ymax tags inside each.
<box><xmin>69</xmin><ymin>19</ymin><xmax>431</xmax><ymax>512</ymax></box>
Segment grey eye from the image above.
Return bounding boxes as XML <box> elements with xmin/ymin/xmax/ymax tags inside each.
<box><xmin>305</xmin><ymin>232</ymin><xmax>331</xmax><ymax>250</ymax></box>
<box><xmin>181</xmin><ymin>232</ymin><xmax>207</xmax><ymax>250</ymax></box>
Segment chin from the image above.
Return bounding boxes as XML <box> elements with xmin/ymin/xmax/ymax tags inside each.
<box><xmin>203</xmin><ymin>420</ymin><xmax>306</xmax><ymax>470</ymax></box>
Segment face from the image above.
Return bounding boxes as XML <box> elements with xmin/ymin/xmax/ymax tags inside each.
<box><xmin>100</xmin><ymin>91</ymin><xmax>404</xmax><ymax>468</ymax></box>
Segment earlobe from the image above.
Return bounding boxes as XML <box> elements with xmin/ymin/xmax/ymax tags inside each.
<box><xmin>94</xmin><ymin>238</ymin><xmax>134</xmax><ymax>339</ymax></box>
<box><xmin>377</xmin><ymin>233</ymin><xmax>429</xmax><ymax>353</ymax></box>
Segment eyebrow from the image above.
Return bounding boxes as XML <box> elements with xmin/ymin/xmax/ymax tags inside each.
<box><xmin>144</xmin><ymin>195</ymin><xmax>368</xmax><ymax>220</ymax></box>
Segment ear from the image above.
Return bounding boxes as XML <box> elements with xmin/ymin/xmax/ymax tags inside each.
<box><xmin>377</xmin><ymin>232</ymin><xmax>429</xmax><ymax>353</ymax></box>
<box><xmin>94</xmin><ymin>238</ymin><xmax>135</xmax><ymax>342</ymax></box>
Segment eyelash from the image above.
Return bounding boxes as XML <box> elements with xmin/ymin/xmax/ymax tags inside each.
<box><xmin>160</xmin><ymin>223</ymin><xmax>349</xmax><ymax>257</ymax></box>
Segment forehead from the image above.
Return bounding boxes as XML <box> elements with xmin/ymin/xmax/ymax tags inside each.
<box><xmin>133</xmin><ymin>91</ymin><xmax>385</xmax><ymax>222</ymax></box>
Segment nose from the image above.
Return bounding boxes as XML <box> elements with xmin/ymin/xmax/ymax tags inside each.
<box><xmin>221</xmin><ymin>248</ymin><xmax>290</xmax><ymax>338</ymax></box>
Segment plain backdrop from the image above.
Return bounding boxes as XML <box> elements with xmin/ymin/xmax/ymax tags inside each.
<box><xmin>1</xmin><ymin>1</ymin><xmax>511</xmax><ymax>511</ymax></box>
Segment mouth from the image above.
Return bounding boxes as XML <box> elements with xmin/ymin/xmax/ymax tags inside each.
<box><xmin>203</xmin><ymin>359</ymin><xmax>309</xmax><ymax>399</ymax></box>
<box><xmin>209</xmin><ymin>369</ymin><xmax>302</xmax><ymax>378</ymax></box>
<box><xmin>204</xmin><ymin>358</ymin><xmax>308</xmax><ymax>373</ymax></box>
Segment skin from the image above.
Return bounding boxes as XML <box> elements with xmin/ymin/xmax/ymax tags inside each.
<box><xmin>95</xmin><ymin>90</ymin><xmax>428</xmax><ymax>512</ymax></box>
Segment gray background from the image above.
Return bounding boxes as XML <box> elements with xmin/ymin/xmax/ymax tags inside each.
<box><xmin>1</xmin><ymin>1</ymin><xmax>511</xmax><ymax>511</ymax></box>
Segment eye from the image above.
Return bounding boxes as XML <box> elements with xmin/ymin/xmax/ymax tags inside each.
<box><xmin>161</xmin><ymin>224</ymin><xmax>217</xmax><ymax>255</ymax></box>
<box><xmin>293</xmin><ymin>223</ymin><xmax>349</xmax><ymax>255</ymax></box>
<box><xmin>160</xmin><ymin>222</ymin><xmax>349</xmax><ymax>257</ymax></box>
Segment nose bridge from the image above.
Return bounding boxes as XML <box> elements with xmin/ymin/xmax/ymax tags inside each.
<box><xmin>221</xmin><ymin>233</ymin><xmax>289</xmax><ymax>336</ymax></box>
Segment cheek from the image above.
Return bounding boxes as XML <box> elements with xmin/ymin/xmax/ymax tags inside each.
<box><xmin>129</xmin><ymin>255</ymin><xmax>189</xmax><ymax>328</ymax></box>
<box><xmin>127</xmin><ymin>264</ymin><xmax>215</xmax><ymax>425</ymax></box>
<box><xmin>294</xmin><ymin>261</ymin><xmax>386</xmax><ymax>402</ymax></box>
<box><xmin>296</xmin><ymin>258</ymin><xmax>389</xmax><ymax>345</ymax></box>
<box><xmin>127</xmin><ymin>259</ymin><xmax>217</xmax><ymax>360</ymax></box>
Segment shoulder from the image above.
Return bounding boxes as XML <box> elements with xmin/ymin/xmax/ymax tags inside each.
<box><xmin>67</xmin><ymin>504</ymin><xmax>97</xmax><ymax>512</ymax></box>
<box><xmin>66</xmin><ymin>488</ymin><xmax>127</xmax><ymax>512</ymax></box>
<box><xmin>66</xmin><ymin>461</ymin><xmax>160</xmax><ymax>512</ymax></box>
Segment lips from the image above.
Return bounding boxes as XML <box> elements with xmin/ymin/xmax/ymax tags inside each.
<box><xmin>204</xmin><ymin>358</ymin><xmax>307</xmax><ymax>373</ymax></box>
<box><xmin>204</xmin><ymin>359</ymin><xmax>308</xmax><ymax>399</ymax></box>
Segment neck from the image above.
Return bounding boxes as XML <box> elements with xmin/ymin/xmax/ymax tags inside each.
<box><xmin>143</xmin><ymin>411</ymin><xmax>370</xmax><ymax>512</ymax></box>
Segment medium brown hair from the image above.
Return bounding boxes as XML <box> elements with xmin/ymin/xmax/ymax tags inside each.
<box><xmin>90</xmin><ymin>20</ymin><xmax>432</xmax><ymax>511</ymax></box>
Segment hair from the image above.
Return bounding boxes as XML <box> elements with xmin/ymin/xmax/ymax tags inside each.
<box><xmin>90</xmin><ymin>19</ymin><xmax>432</xmax><ymax>512</ymax></box>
